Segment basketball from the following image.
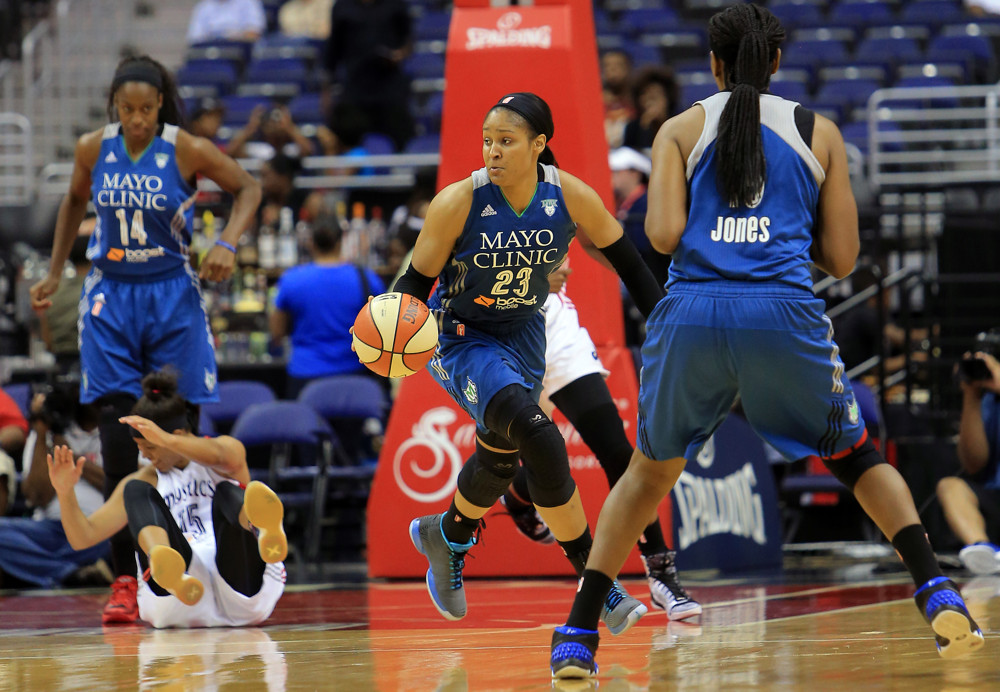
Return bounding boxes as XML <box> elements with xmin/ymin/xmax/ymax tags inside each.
<box><xmin>352</xmin><ymin>292</ymin><xmax>439</xmax><ymax>378</ymax></box>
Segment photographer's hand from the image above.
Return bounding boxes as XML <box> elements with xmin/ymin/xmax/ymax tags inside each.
<box><xmin>976</xmin><ymin>352</ymin><xmax>1000</xmax><ymax>393</ymax></box>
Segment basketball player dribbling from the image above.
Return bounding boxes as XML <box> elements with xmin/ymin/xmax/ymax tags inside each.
<box><xmin>392</xmin><ymin>92</ymin><xmax>666</xmax><ymax>634</ymax></box>
<box><xmin>550</xmin><ymin>5</ymin><xmax>984</xmax><ymax>679</ymax></box>
<box><xmin>30</xmin><ymin>55</ymin><xmax>261</xmax><ymax>623</ymax></box>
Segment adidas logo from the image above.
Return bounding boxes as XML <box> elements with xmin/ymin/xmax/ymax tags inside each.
<box><xmin>104</xmin><ymin>151</ymin><xmax>117</xmax><ymax>163</ymax></box>
<box><xmin>481</xmin><ymin>204</ymin><xmax>497</xmax><ymax>217</ymax></box>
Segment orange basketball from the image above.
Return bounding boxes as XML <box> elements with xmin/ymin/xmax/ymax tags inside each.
<box><xmin>352</xmin><ymin>292</ymin><xmax>439</xmax><ymax>378</ymax></box>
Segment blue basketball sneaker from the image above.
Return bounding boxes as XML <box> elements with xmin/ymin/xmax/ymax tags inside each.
<box><xmin>409</xmin><ymin>514</ymin><xmax>477</xmax><ymax>620</ymax></box>
<box><xmin>551</xmin><ymin>625</ymin><xmax>599</xmax><ymax>679</ymax></box>
<box><xmin>914</xmin><ymin>577</ymin><xmax>985</xmax><ymax>659</ymax></box>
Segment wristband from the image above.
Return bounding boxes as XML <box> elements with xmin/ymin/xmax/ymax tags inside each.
<box><xmin>215</xmin><ymin>239</ymin><xmax>237</xmax><ymax>253</ymax></box>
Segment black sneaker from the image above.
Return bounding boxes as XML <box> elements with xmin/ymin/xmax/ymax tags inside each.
<box><xmin>500</xmin><ymin>494</ymin><xmax>555</xmax><ymax>544</ymax></box>
<box><xmin>642</xmin><ymin>551</ymin><xmax>702</xmax><ymax>621</ymax></box>
<box><xmin>550</xmin><ymin>625</ymin><xmax>599</xmax><ymax>679</ymax></box>
<box><xmin>914</xmin><ymin>577</ymin><xmax>985</xmax><ymax>659</ymax></box>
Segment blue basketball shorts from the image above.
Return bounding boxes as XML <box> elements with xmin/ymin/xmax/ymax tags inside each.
<box><xmin>426</xmin><ymin>312</ymin><xmax>546</xmax><ymax>434</ymax></box>
<box><xmin>78</xmin><ymin>266</ymin><xmax>219</xmax><ymax>404</ymax></box>
<box><xmin>637</xmin><ymin>283</ymin><xmax>866</xmax><ymax>463</ymax></box>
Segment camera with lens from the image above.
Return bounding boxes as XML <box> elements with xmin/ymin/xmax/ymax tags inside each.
<box><xmin>959</xmin><ymin>329</ymin><xmax>1000</xmax><ymax>382</ymax></box>
<box><xmin>30</xmin><ymin>380</ymin><xmax>79</xmax><ymax>436</ymax></box>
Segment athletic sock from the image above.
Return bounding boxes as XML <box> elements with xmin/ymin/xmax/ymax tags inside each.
<box><xmin>566</xmin><ymin>569</ymin><xmax>614</xmax><ymax>631</ymax></box>
<box><xmin>558</xmin><ymin>527</ymin><xmax>593</xmax><ymax>576</ymax></box>
<box><xmin>442</xmin><ymin>501</ymin><xmax>480</xmax><ymax>545</ymax></box>
<box><xmin>892</xmin><ymin>524</ymin><xmax>945</xmax><ymax>588</ymax></box>
<box><xmin>637</xmin><ymin>520</ymin><xmax>668</xmax><ymax>557</ymax></box>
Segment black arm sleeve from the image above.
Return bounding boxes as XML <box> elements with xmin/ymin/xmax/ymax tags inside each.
<box><xmin>599</xmin><ymin>234</ymin><xmax>666</xmax><ymax>319</ymax></box>
<box><xmin>392</xmin><ymin>262</ymin><xmax>437</xmax><ymax>302</ymax></box>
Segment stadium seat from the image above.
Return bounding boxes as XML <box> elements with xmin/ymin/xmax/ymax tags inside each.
<box><xmin>287</xmin><ymin>92</ymin><xmax>325</xmax><ymax>125</ymax></box>
<box><xmin>177</xmin><ymin>60</ymin><xmax>238</xmax><ymax>96</ymax></box>
<box><xmin>404</xmin><ymin>133</ymin><xmax>441</xmax><ymax>154</ymax></box>
<box><xmin>815</xmin><ymin>78</ymin><xmax>882</xmax><ymax>112</ymax></box>
<box><xmin>854</xmin><ymin>37</ymin><xmax>923</xmax><ymax>67</ymax></box>
<box><xmin>360</xmin><ymin>132</ymin><xmax>396</xmax><ymax>156</ymax></box>
<box><xmin>414</xmin><ymin>11</ymin><xmax>451</xmax><ymax>42</ymax></box>
<box><xmin>403</xmin><ymin>52</ymin><xmax>445</xmax><ymax>80</ymax></box>
<box><xmin>244</xmin><ymin>58</ymin><xmax>315</xmax><ymax>91</ymax></box>
<box><xmin>679</xmin><ymin>82</ymin><xmax>718</xmax><ymax>109</ymax></box>
<box><xmin>619</xmin><ymin>7</ymin><xmax>680</xmax><ymax>36</ymax></box>
<box><xmin>623</xmin><ymin>42</ymin><xmax>663</xmax><ymax>69</ymax></box>
<box><xmin>781</xmin><ymin>39</ymin><xmax>850</xmax><ymax>72</ymax></box>
<box><xmin>900</xmin><ymin>1</ymin><xmax>965</xmax><ymax>27</ymax></box>
<box><xmin>769</xmin><ymin>80</ymin><xmax>809</xmax><ymax>102</ymax></box>
<box><xmin>770</xmin><ymin>3</ymin><xmax>825</xmax><ymax>30</ymax></box>
<box><xmin>828</xmin><ymin>1</ymin><xmax>896</xmax><ymax>29</ymax></box>
<box><xmin>221</xmin><ymin>94</ymin><xmax>274</xmax><ymax>126</ymax></box>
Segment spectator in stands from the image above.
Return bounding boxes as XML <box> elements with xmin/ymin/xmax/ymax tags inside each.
<box><xmin>0</xmin><ymin>387</ymin><xmax>28</xmax><ymax>460</ymax></box>
<box><xmin>967</xmin><ymin>0</ymin><xmax>1000</xmax><ymax>17</ymax></box>
<box><xmin>316</xmin><ymin>102</ymin><xmax>377</xmax><ymax>176</ymax></box>
<box><xmin>187</xmin><ymin>0</ymin><xmax>266</xmax><ymax>45</ymax></box>
<box><xmin>937</xmin><ymin>346</ymin><xmax>1000</xmax><ymax>575</ymax></box>
<box><xmin>0</xmin><ymin>386</ymin><xmax>29</xmax><ymax>515</ymax></box>
<box><xmin>269</xmin><ymin>218</ymin><xmax>386</xmax><ymax>398</ymax></box>
<box><xmin>601</xmin><ymin>49</ymin><xmax>635</xmax><ymax>149</ymax></box>
<box><xmin>257</xmin><ymin>152</ymin><xmax>326</xmax><ymax>228</ymax></box>
<box><xmin>38</xmin><ymin>217</ymin><xmax>94</xmax><ymax>374</ymax></box>
<box><xmin>386</xmin><ymin>170</ymin><xmax>434</xmax><ymax>251</ymax></box>
<box><xmin>279</xmin><ymin>0</ymin><xmax>334</xmax><ymax>39</ymax></box>
<box><xmin>622</xmin><ymin>66</ymin><xmax>679</xmax><ymax>152</ymax></box>
<box><xmin>226</xmin><ymin>104</ymin><xmax>316</xmax><ymax>160</ymax></box>
<box><xmin>187</xmin><ymin>97</ymin><xmax>226</xmax><ymax>145</ymax></box>
<box><xmin>0</xmin><ymin>384</ymin><xmax>108</xmax><ymax>588</ymax></box>
<box><xmin>609</xmin><ymin>147</ymin><xmax>669</xmax><ymax>286</ymax></box>
<box><xmin>325</xmin><ymin>0</ymin><xmax>415</xmax><ymax>151</ymax></box>
<box><xmin>830</xmin><ymin>266</ymin><xmax>929</xmax><ymax>379</ymax></box>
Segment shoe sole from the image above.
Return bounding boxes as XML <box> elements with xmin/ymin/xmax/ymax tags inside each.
<box><xmin>605</xmin><ymin>601</ymin><xmax>648</xmax><ymax>635</ymax></box>
<box><xmin>244</xmin><ymin>481</ymin><xmax>288</xmax><ymax>563</ymax></box>
<box><xmin>959</xmin><ymin>545</ymin><xmax>1000</xmax><ymax>575</ymax></box>
<box><xmin>409</xmin><ymin>518</ymin><xmax>464</xmax><ymax>622</ymax></box>
<box><xmin>552</xmin><ymin>663</ymin><xmax>597</xmax><ymax>679</ymax></box>
<box><xmin>149</xmin><ymin>545</ymin><xmax>204</xmax><ymax>607</ymax></box>
<box><xmin>650</xmin><ymin>589</ymin><xmax>703</xmax><ymax>620</ymax></box>
<box><xmin>932</xmin><ymin>609</ymin><xmax>985</xmax><ymax>659</ymax></box>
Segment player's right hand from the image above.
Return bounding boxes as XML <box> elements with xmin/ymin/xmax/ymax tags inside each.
<box><xmin>29</xmin><ymin>275</ymin><xmax>61</xmax><ymax>312</ymax></box>
<box><xmin>47</xmin><ymin>444</ymin><xmax>85</xmax><ymax>496</ymax></box>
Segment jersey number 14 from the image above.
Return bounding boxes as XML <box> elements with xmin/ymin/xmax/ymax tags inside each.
<box><xmin>115</xmin><ymin>209</ymin><xmax>148</xmax><ymax>246</ymax></box>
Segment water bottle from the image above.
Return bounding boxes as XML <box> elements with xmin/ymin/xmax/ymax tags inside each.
<box><xmin>258</xmin><ymin>223</ymin><xmax>277</xmax><ymax>270</ymax></box>
<box><xmin>277</xmin><ymin>207</ymin><xmax>298</xmax><ymax>268</ymax></box>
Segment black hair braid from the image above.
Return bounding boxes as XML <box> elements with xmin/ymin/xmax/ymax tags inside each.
<box><xmin>708</xmin><ymin>4</ymin><xmax>786</xmax><ymax>209</ymax></box>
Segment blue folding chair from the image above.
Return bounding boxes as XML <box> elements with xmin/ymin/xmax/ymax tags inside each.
<box><xmin>298</xmin><ymin>374</ymin><xmax>388</xmax><ymax>467</ymax></box>
<box><xmin>202</xmin><ymin>380</ymin><xmax>276</xmax><ymax>433</ymax></box>
<box><xmin>231</xmin><ymin>401</ymin><xmax>336</xmax><ymax>569</ymax></box>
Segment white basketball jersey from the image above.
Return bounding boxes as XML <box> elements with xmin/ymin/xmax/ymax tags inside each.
<box><xmin>154</xmin><ymin>461</ymin><xmax>229</xmax><ymax>544</ymax></box>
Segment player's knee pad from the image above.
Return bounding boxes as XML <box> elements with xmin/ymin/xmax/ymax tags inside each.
<box><xmin>510</xmin><ymin>409</ymin><xmax>574</xmax><ymax>508</ymax></box>
<box><xmin>457</xmin><ymin>439</ymin><xmax>519</xmax><ymax>508</ymax></box>
<box><xmin>820</xmin><ymin>437</ymin><xmax>885</xmax><ymax>491</ymax></box>
<box><xmin>96</xmin><ymin>392</ymin><xmax>139</xmax><ymax>481</ymax></box>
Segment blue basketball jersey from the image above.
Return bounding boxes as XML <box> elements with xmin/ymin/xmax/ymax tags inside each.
<box><xmin>88</xmin><ymin>123</ymin><xmax>196</xmax><ymax>279</ymax></box>
<box><xmin>669</xmin><ymin>93</ymin><xmax>826</xmax><ymax>291</ymax></box>
<box><xmin>429</xmin><ymin>164</ymin><xmax>575</xmax><ymax>334</ymax></box>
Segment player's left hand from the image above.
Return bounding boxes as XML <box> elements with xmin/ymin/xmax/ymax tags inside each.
<box><xmin>199</xmin><ymin>243</ymin><xmax>237</xmax><ymax>282</ymax></box>
<box><xmin>119</xmin><ymin>415</ymin><xmax>171</xmax><ymax>446</ymax></box>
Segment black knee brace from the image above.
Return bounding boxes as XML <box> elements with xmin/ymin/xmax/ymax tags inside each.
<box><xmin>484</xmin><ymin>384</ymin><xmax>576</xmax><ymax>508</ymax></box>
<box><xmin>820</xmin><ymin>436</ymin><xmax>885</xmax><ymax>491</ymax></box>
<box><xmin>456</xmin><ymin>438</ymin><xmax>520</xmax><ymax>508</ymax></box>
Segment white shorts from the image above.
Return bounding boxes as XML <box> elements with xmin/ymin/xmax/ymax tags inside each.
<box><xmin>541</xmin><ymin>291</ymin><xmax>608</xmax><ymax>399</ymax></box>
<box><xmin>137</xmin><ymin>537</ymin><xmax>286</xmax><ymax>628</ymax></box>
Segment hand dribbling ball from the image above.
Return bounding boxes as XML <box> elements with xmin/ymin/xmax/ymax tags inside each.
<box><xmin>352</xmin><ymin>292</ymin><xmax>439</xmax><ymax>377</ymax></box>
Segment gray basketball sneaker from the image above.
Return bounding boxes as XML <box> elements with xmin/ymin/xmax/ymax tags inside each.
<box><xmin>600</xmin><ymin>580</ymin><xmax>648</xmax><ymax>635</ymax></box>
<box><xmin>409</xmin><ymin>513</ymin><xmax>477</xmax><ymax>620</ymax></box>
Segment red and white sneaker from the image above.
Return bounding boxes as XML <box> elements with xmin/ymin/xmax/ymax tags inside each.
<box><xmin>102</xmin><ymin>575</ymin><xmax>139</xmax><ymax>624</ymax></box>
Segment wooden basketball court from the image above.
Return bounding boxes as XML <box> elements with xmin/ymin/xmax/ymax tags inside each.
<box><xmin>1</xmin><ymin>569</ymin><xmax>996</xmax><ymax>690</ymax></box>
